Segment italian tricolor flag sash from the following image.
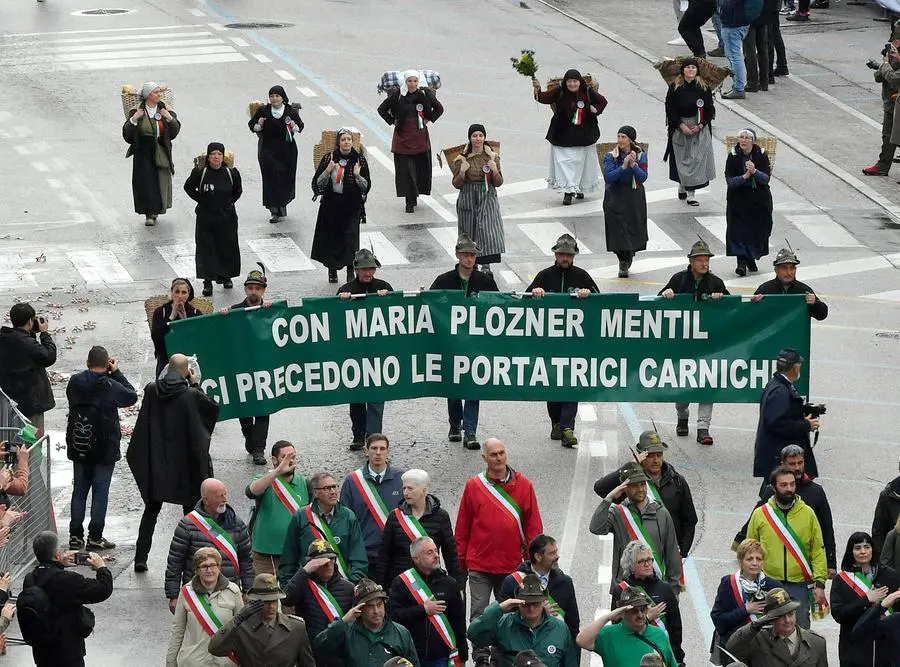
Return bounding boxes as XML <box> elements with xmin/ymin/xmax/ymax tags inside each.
<box><xmin>474</xmin><ymin>473</ymin><xmax>525</xmax><ymax>546</ymax></box>
<box><xmin>307</xmin><ymin>578</ymin><xmax>342</xmax><ymax>621</ymax></box>
<box><xmin>186</xmin><ymin>511</ymin><xmax>239</xmax><ymax>572</ymax></box>
<box><xmin>729</xmin><ymin>573</ymin><xmax>761</xmax><ymax>623</ymax></box>
<box><xmin>617</xmin><ymin>581</ymin><xmax>666</xmax><ymax>634</ymax></box>
<box><xmin>272</xmin><ymin>475</ymin><xmax>306</xmax><ymax>515</ymax></box>
<box><xmin>759</xmin><ymin>503</ymin><xmax>813</xmax><ymax>581</ymax></box>
<box><xmin>394</xmin><ymin>508</ymin><xmax>428</xmax><ymax>543</ymax></box>
<box><xmin>838</xmin><ymin>571</ymin><xmax>893</xmax><ymax>615</ymax></box>
<box><xmin>349</xmin><ymin>469</ymin><xmax>390</xmax><ymax>530</ymax></box>
<box><xmin>182</xmin><ymin>585</ymin><xmax>238</xmax><ymax>664</ymax></box>
<box><xmin>645</xmin><ymin>482</ymin><xmax>663</xmax><ymax>505</ymax></box>
<box><xmin>304</xmin><ymin>505</ymin><xmax>349</xmax><ymax>578</ymax></box>
<box><xmin>510</xmin><ymin>571</ymin><xmax>564</xmax><ymax>618</ymax></box>
<box><xmin>616</xmin><ymin>504</ymin><xmax>666</xmax><ymax>580</ymax></box>
<box><xmin>399</xmin><ymin>568</ymin><xmax>462</xmax><ymax>666</ymax></box>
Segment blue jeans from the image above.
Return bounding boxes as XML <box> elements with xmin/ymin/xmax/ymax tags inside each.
<box><xmin>781</xmin><ymin>580</ymin><xmax>812</xmax><ymax>628</ymax></box>
<box><xmin>712</xmin><ymin>10</ymin><xmax>724</xmax><ymax>49</ymax></box>
<box><xmin>448</xmin><ymin>399</ymin><xmax>480</xmax><ymax>435</ymax></box>
<box><xmin>722</xmin><ymin>25</ymin><xmax>749</xmax><ymax>91</ymax></box>
<box><xmin>69</xmin><ymin>462</ymin><xmax>115</xmax><ymax>540</ymax></box>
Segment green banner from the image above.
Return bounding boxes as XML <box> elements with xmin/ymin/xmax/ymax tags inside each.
<box><xmin>166</xmin><ymin>291</ymin><xmax>811</xmax><ymax>421</ymax></box>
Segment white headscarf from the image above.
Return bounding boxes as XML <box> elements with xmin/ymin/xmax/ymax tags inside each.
<box><xmin>399</xmin><ymin>70</ymin><xmax>425</xmax><ymax>96</ymax></box>
<box><xmin>141</xmin><ymin>81</ymin><xmax>160</xmax><ymax>100</ymax></box>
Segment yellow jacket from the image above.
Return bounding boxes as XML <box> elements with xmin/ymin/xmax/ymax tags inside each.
<box><xmin>747</xmin><ymin>496</ymin><xmax>827</xmax><ymax>583</ymax></box>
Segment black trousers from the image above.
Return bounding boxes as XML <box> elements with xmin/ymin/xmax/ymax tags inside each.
<box><xmin>878</xmin><ymin>99</ymin><xmax>897</xmax><ymax>170</ymax></box>
<box><xmin>678</xmin><ymin>0</ymin><xmax>718</xmax><ymax>57</ymax></box>
<box><xmin>135</xmin><ymin>500</ymin><xmax>196</xmax><ymax>562</ymax></box>
<box><xmin>767</xmin><ymin>16</ymin><xmax>787</xmax><ymax>74</ymax></box>
<box><xmin>798</xmin><ymin>0</ymin><xmax>809</xmax><ymax>12</ymax></box>
<box><xmin>239</xmin><ymin>415</ymin><xmax>270</xmax><ymax>454</ymax></box>
<box><xmin>744</xmin><ymin>24</ymin><xmax>770</xmax><ymax>88</ymax></box>
<box><xmin>547</xmin><ymin>402</ymin><xmax>578</xmax><ymax>429</ymax></box>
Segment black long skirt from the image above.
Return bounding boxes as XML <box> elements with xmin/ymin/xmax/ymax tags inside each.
<box><xmin>310</xmin><ymin>193</ymin><xmax>362</xmax><ymax>269</ymax></box>
<box><xmin>394</xmin><ymin>152</ymin><xmax>432</xmax><ymax>198</ymax></box>
<box><xmin>132</xmin><ymin>135</ymin><xmax>165</xmax><ymax>215</ymax></box>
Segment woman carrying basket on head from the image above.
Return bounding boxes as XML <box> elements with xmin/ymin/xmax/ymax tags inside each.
<box><xmin>377</xmin><ymin>70</ymin><xmax>444</xmax><ymax>213</ymax></box>
<box><xmin>450</xmin><ymin>124</ymin><xmax>505</xmax><ymax>276</ymax></box>
<box><xmin>533</xmin><ymin>69</ymin><xmax>608</xmax><ymax>205</ymax></box>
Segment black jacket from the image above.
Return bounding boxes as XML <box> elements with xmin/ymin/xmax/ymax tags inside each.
<box><xmin>23</xmin><ymin>561</ymin><xmax>113</xmax><ymax>665</ymax></box>
<box><xmin>377</xmin><ymin>495</ymin><xmax>463</xmax><ymax>589</ymax></box>
<box><xmin>150</xmin><ymin>301</ymin><xmax>202</xmax><ymax>377</ymax></box>
<box><xmin>430</xmin><ymin>267</ymin><xmax>499</xmax><ymax>294</ymax></box>
<box><xmin>873</xmin><ymin>477</ymin><xmax>900</xmax><ymax>552</ymax></box>
<box><xmin>611</xmin><ymin>572</ymin><xmax>684</xmax><ymax>664</ymax></box>
<box><xmin>337</xmin><ymin>277</ymin><xmax>393</xmax><ymax>294</ymax></box>
<box><xmin>389</xmin><ymin>566</ymin><xmax>468</xmax><ymax>663</ymax></box>
<box><xmin>499</xmin><ymin>561</ymin><xmax>581</xmax><ymax>641</ymax></box>
<box><xmin>853</xmin><ymin>598</ymin><xmax>900</xmax><ymax>667</ymax></box>
<box><xmin>526</xmin><ymin>264</ymin><xmax>599</xmax><ymax>293</ymax></box>
<box><xmin>834</xmin><ymin>565</ymin><xmax>900</xmax><ymax>667</ymax></box>
<box><xmin>754</xmin><ymin>277</ymin><xmax>828</xmax><ymax>321</ymax></box>
<box><xmin>659</xmin><ymin>267</ymin><xmax>729</xmax><ymax>299</ymax></box>
<box><xmin>283</xmin><ymin>566</ymin><xmax>355</xmax><ymax>667</ymax></box>
<box><xmin>594</xmin><ymin>462</ymin><xmax>698</xmax><ymax>557</ymax></box>
<box><xmin>753</xmin><ymin>373</ymin><xmax>816</xmax><ymax>478</ymax></box>
<box><xmin>710</xmin><ymin>573</ymin><xmax>780</xmax><ymax>651</ymax></box>
<box><xmin>0</xmin><ymin>326</ymin><xmax>56</xmax><ymax>416</ymax></box>
<box><xmin>65</xmin><ymin>369</ymin><xmax>138</xmax><ymax>465</ymax></box>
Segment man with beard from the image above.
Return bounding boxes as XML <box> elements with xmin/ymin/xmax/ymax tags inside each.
<box><xmin>751</xmin><ymin>248</ymin><xmax>828</xmax><ymax>321</ymax></box>
<box><xmin>747</xmin><ymin>466</ymin><xmax>827</xmax><ymax>629</ymax></box>
<box><xmin>525</xmin><ymin>233</ymin><xmax>599</xmax><ymax>449</ymax></box>
<box><xmin>219</xmin><ymin>264</ymin><xmax>273</xmax><ymax>464</ymax></box>
<box><xmin>339</xmin><ymin>248</ymin><xmax>393</xmax><ymax>451</ymax></box>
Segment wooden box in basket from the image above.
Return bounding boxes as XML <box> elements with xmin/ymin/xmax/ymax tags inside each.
<box><xmin>121</xmin><ymin>85</ymin><xmax>174</xmax><ymax>119</ymax></box>
<box><xmin>312</xmin><ymin>130</ymin><xmax>363</xmax><ymax>169</ymax></box>
<box><xmin>724</xmin><ymin>135</ymin><xmax>778</xmax><ymax>169</ymax></box>
<box><xmin>437</xmin><ymin>141</ymin><xmax>500</xmax><ymax>169</ymax></box>
<box><xmin>143</xmin><ymin>294</ymin><xmax>213</xmax><ymax>328</ymax></box>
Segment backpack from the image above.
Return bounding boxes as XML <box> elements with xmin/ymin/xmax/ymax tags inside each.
<box><xmin>66</xmin><ymin>402</ymin><xmax>103</xmax><ymax>463</ymax></box>
<box><xmin>17</xmin><ymin>568</ymin><xmax>60</xmax><ymax>646</ymax></box>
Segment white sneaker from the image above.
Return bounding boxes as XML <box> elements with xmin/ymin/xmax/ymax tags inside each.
<box><xmin>667</xmin><ymin>36</ymin><xmax>687</xmax><ymax>46</ymax></box>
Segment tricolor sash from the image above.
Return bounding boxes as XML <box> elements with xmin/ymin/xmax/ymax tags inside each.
<box><xmin>645</xmin><ymin>482</ymin><xmax>663</xmax><ymax>505</ymax></box>
<box><xmin>182</xmin><ymin>584</ymin><xmax>238</xmax><ymax>664</ymax></box>
<box><xmin>186</xmin><ymin>511</ymin><xmax>240</xmax><ymax>572</ymax></box>
<box><xmin>304</xmin><ymin>505</ymin><xmax>349</xmax><ymax>578</ymax></box>
<box><xmin>617</xmin><ymin>581</ymin><xmax>666</xmax><ymax>634</ymax></box>
<box><xmin>474</xmin><ymin>473</ymin><xmax>525</xmax><ymax>546</ymax></box>
<box><xmin>759</xmin><ymin>503</ymin><xmax>814</xmax><ymax>581</ymax></box>
<box><xmin>399</xmin><ymin>568</ymin><xmax>462</xmax><ymax>666</ymax></box>
<box><xmin>307</xmin><ymin>577</ymin><xmax>343</xmax><ymax>621</ymax></box>
<box><xmin>394</xmin><ymin>508</ymin><xmax>428</xmax><ymax>543</ymax></box>
<box><xmin>335</xmin><ymin>163</ymin><xmax>345</xmax><ymax>185</ymax></box>
<box><xmin>615</xmin><ymin>504</ymin><xmax>666</xmax><ymax>580</ymax></box>
<box><xmin>838</xmin><ymin>571</ymin><xmax>893</xmax><ymax>616</ymax></box>
<box><xmin>349</xmin><ymin>469</ymin><xmax>390</xmax><ymax>530</ymax></box>
<box><xmin>728</xmin><ymin>573</ymin><xmax>761</xmax><ymax>623</ymax></box>
<box><xmin>271</xmin><ymin>475</ymin><xmax>306</xmax><ymax>515</ymax></box>
<box><xmin>510</xmin><ymin>571</ymin><xmax>564</xmax><ymax>618</ymax></box>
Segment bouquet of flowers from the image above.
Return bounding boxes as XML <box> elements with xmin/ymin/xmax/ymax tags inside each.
<box><xmin>510</xmin><ymin>50</ymin><xmax>538</xmax><ymax>78</ymax></box>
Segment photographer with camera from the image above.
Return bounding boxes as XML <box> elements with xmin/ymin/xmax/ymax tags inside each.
<box><xmin>0</xmin><ymin>302</ymin><xmax>57</xmax><ymax>429</ymax></box>
<box><xmin>753</xmin><ymin>348</ymin><xmax>821</xmax><ymax>486</ymax></box>
<box><xmin>0</xmin><ymin>439</ymin><xmax>30</xmax><ymax>510</ymax></box>
<box><xmin>863</xmin><ymin>40</ymin><xmax>900</xmax><ymax>177</ymax></box>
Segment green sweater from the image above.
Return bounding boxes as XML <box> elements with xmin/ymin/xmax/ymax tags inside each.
<box><xmin>467</xmin><ymin>602</ymin><xmax>578</xmax><ymax>667</ymax></box>
<box><xmin>592</xmin><ymin>621</ymin><xmax>678</xmax><ymax>667</ymax></box>
<box><xmin>314</xmin><ymin>617</ymin><xmax>420</xmax><ymax>667</ymax></box>
<box><xmin>247</xmin><ymin>473</ymin><xmax>309</xmax><ymax>555</ymax></box>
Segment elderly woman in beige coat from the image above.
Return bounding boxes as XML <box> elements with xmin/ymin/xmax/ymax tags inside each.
<box><xmin>167</xmin><ymin>547</ymin><xmax>244</xmax><ymax>667</ymax></box>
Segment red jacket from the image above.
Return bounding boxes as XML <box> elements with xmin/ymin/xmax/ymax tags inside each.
<box><xmin>455</xmin><ymin>468</ymin><xmax>543</xmax><ymax>574</ymax></box>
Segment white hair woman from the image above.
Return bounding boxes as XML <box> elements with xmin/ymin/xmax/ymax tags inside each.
<box><xmin>724</xmin><ymin>127</ymin><xmax>773</xmax><ymax>276</ymax></box>
<box><xmin>376</xmin><ymin>469</ymin><xmax>463</xmax><ymax>588</ymax></box>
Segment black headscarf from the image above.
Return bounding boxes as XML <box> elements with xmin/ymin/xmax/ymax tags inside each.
<box><xmin>206</xmin><ymin>142</ymin><xmax>225</xmax><ymax>155</ymax></box>
<box><xmin>268</xmin><ymin>85</ymin><xmax>289</xmax><ymax>104</ymax></box>
<box><xmin>170</xmin><ymin>277</ymin><xmax>196</xmax><ymax>302</ymax></box>
<box><xmin>467</xmin><ymin>123</ymin><xmax>486</xmax><ymax>138</ymax></box>
<box><xmin>617</xmin><ymin>125</ymin><xmax>637</xmax><ymax>142</ymax></box>
<box><xmin>680</xmin><ymin>58</ymin><xmax>699</xmax><ymax>77</ymax></box>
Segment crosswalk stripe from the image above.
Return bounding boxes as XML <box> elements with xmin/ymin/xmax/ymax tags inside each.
<box><xmin>427</xmin><ymin>227</ymin><xmax>459</xmax><ymax>260</ymax></box>
<box><xmin>252</xmin><ymin>53</ymin><xmax>272</xmax><ymax>63</ymax></box>
<box><xmin>359</xmin><ymin>231</ymin><xmax>409</xmax><ymax>265</ymax></box>
<box><xmin>79</xmin><ymin>52</ymin><xmax>247</xmax><ymax>70</ymax></box>
<box><xmin>862</xmin><ymin>289</ymin><xmax>900</xmax><ymax>302</ymax></box>
<box><xmin>786</xmin><ymin>214</ymin><xmax>863</xmax><ymax>248</ymax></box>
<box><xmin>0</xmin><ymin>255</ymin><xmax>37</xmax><ymax>289</ymax></box>
<box><xmin>4</xmin><ymin>24</ymin><xmax>199</xmax><ymax>38</ymax></box>
<box><xmin>365</xmin><ymin>146</ymin><xmax>456</xmax><ymax>222</ymax></box>
<box><xmin>694</xmin><ymin>215</ymin><xmax>727</xmax><ymax>244</ymax></box>
<box><xmin>27</xmin><ymin>31</ymin><xmax>212</xmax><ymax>45</ymax></box>
<box><xmin>590</xmin><ymin>255</ymin><xmax>685</xmax><ymax>280</ymax></box>
<box><xmin>646</xmin><ymin>219</ymin><xmax>681</xmax><ymax>252</ymax></box>
<box><xmin>67</xmin><ymin>250</ymin><xmax>132</xmax><ymax>284</ymax></box>
<box><xmin>499</xmin><ymin>269</ymin><xmax>523</xmax><ymax>287</ymax></box>
<box><xmin>21</xmin><ymin>45</ymin><xmax>237</xmax><ymax>63</ymax></box>
<box><xmin>155</xmin><ymin>242</ymin><xmax>197</xmax><ymax>279</ymax></box>
<box><xmin>725</xmin><ymin>252</ymin><xmax>900</xmax><ymax>286</ymax></box>
<box><xmin>46</xmin><ymin>38</ymin><xmax>224</xmax><ymax>53</ymax></box>
<box><xmin>246</xmin><ymin>237</ymin><xmax>314</xmax><ymax>272</ymax></box>
<box><xmin>441</xmin><ymin>177</ymin><xmax>547</xmax><ymax>204</ymax></box>
<box><xmin>274</xmin><ymin>69</ymin><xmax>295</xmax><ymax>81</ymax></box>
<box><xmin>518</xmin><ymin>222</ymin><xmax>593</xmax><ymax>255</ymax></box>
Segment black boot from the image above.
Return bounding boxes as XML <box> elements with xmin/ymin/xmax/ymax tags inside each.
<box><xmin>563</xmin><ymin>193</ymin><xmax>574</xmax><ymax>206</ymax></box>
<box><xmin>223</xmin><ymin>278</ymin><xmax>233</xmax><ymax>289</ymax></box>
<box><xmin>328</xmin><ymin>268</ymin><xmax>338</xmax><ymax>283</ymax></box>
<box><xmin>736</xmin><ymin>261</ymin><xmax>747</xmax><ymax>277</ymax></box>
<box><xmin>346</xmin><ymin>266</ymin><xmax>354</xmax><ymax>282</ymax></box>
<box><xmin>202</xmin><ymin>280</ymin><xmax>213</xmax><ymax>297</ymax></box>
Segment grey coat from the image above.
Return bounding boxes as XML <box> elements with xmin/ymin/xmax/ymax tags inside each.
<box><xmin>726</xmin><ymin>623</ymin><xmax>828</xmax><ymax>667</ymax></box>
<box><xmin>880</xmin><ymin>60</ymin><xmax>900</xmax><ymax>145</ymax></box>
<box><xmin>589</xmin><ymin>497</ymin><xmax>682</xmax><ymax>595</ymax></box>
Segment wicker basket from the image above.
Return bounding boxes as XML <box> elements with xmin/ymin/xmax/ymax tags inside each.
<box><xmin>596</xmin><ymin>141</ymin><xmax>649</xmax><ymax>162</ymax></box>
<box><xmin>546</xmin><ymin>73</ymin><xmax>600</xmax><ymax>93</ymax></box>
<box><xmin>143</xmin><ymin>295</ymin><xmax>213</xmax><ymax>328</ymax></box>
<box><xmin>653</xmin><ymin>58</ymin><xmax>732</xmax><ymax>89</ymax></box>
<box><xmin>437</xmin><ymin>141</ymin><xmax>500</xmax><ymax>169</ymax></box>
<box><xmin>724</xmin><ymin>135</ymin><xmax>778</xmax><ymax>169</ymax></box>
<box><xmin>121</xmin><ymin>85</ymin><xmax>174</xmax><ymax>118</ymax></box>
<box><xmin>193</xmin><ymin>150</ymin><xmax>235</xmax><ymax>169</ymax></box>
<box><xmin>312</xmin><ymin>129</ymin><xmax>364</xmax><ymax>169</ymax></box>
<box><xmin>248</xmin><ymin>100</ymin><xmax>266</xmax><ymax>118</ymax></box>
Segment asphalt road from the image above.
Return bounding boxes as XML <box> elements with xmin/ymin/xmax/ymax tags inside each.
<box><xmin>1</xmin><ymin>0</ymin><xmax>899</xmax><ymax>664</ymax></box>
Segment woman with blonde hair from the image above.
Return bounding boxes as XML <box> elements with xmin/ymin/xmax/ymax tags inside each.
<box><xmin>167</xmin><ymin>547</ymin><xmax>243</xmax><ymax>666</ymax></box>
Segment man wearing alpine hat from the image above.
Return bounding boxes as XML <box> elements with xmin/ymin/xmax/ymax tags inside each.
<box><xmin>751</xmin><ymin>247</ymin><xmax>828</xmax><ymax>321</ymax></box>
<box><xmin>468</xmin><ymin>573</ymin><xmax>578</xmax><ymax>667</ymax></box>
<box><xmin>209</xmin><ymin>572</ymin><xmax>316</xmax><ymax>666</ymax></box>
<box><xmin>659</xmin><ymin>239</ymin><xmax>728</xmax><ymax>446</ymax></box>
<box><xmin>725</xmin><ymin>587</ymin><xmax>828</xmax><ymax>666</ymax></box>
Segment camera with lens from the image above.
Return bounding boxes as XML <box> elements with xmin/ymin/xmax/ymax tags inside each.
<box><xmin>0</xmin><ymin>441</ymin><xmax>17</xmax><ymax>466</ymax></box>
<box><xmin>802</xmin><ymin>403</ymin><xmax>827</xmax><ymax>418</ymax></box>
<box><xmin>75</xmin><ymin>551</ymin><xmax>90</xmax><ymax>566</ymax></box>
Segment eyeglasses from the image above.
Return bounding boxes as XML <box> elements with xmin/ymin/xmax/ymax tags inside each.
<box><xmin>315</xmin><ymin>485</ymin><xmax>338</xmax><ymax>492</ymax></box>
<box><xmin>198</xmin><ymin>563</ymin><xmax>220</xmax><ymax>571</ymax></box>
<box><xmin>636</xmin><ymin>558</ymin><xmax>655</xmax><ymax>566</ymax></box>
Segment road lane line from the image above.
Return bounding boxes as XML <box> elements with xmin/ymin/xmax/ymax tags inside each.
<box><xmin>499</xmin><ymin>269</ymin><xmax>522</xmax><ymax>287</ymax></box>
<box><xmin>558</xmin><ymin>422</ymin><xmax>593</xmax><ymax>574</ymax></box>
<box><xmin>78</xmin><ymin>53</ymin><xmax>246</xmax><ymax>69</ymax></box>
<box><xmin>251</xmin><ymin>53</ymin><xmax>272</xmax><ymax>63</ymax></box>
<box><xmin>442</xmin><ymin>177</ymin><xmax>548</xmax><ymax>204</ymax></box>
<box><xmin>296</xmin><ymin>87</ymin><xmax>317</xmax><ymax>97</ymax></box>
<box><xmin>230</xmin><ymin>37</ymin><xmax>248</xmax><ymax>47</ymax></box>
<box><xmin>246</xmin><ymin>237</ymin><xmax>314</xmax><ymax>272</ymax></box>
<box><xmin>786</xmin><ymin>213</ymin><xmax>863</xmax><ymax>248</ymax></box>
<box><xmin>787</xmin><ymin>74</ymin><xmax>881</xmax><ymax>132</ymax></box>
<box><xmin>4</xmin><ymin>24</ymin><xmax>201</xmax><ymax>37</ymax></box>
<box><xmin>46</xmin><ymin>38</ymin><xmax>226</xmax><ymax>53</ymax></box>
<box><xmin>589</xmin><ymin>440</ymin><xmax>607</xmax><ymax>457</ymax></box>
<box><xmin>31</xmin><ymin>162</ymin><xmax>49</xmax><ymax>172</ymax></box>
<box><xmin>862</xmin><ymin>289</ymin><xmax>900</xmax><ymax>302</ymax></box>
<box><xmin>208</xmin><ymin>23</ymin><xmax>226</xmax><ymax>31</ymax></box>
<box><xmin>274</xmin><ymin>69</ymin><xmax>295</xmax><ymax>80</ymax></box>
<box><xmin>365</xmin><ymin>146</ymin><xmax>456</xmax><ymax>222</ymax></box>
<box><xmin>427</xmin><ymin>227</ymin><xmax>459</xmax><ymax>260</ymax></box>
<box><xmin>319</xmin><ymin>105</ymin><xmax>339</xmax><ymax>116</ymax></box>
<box><xmin>580</xmin><ymin>405</ymin><xmax>598</xmax><ymax>422</ymax></box>
<box><xmin>359</xmin><ymin>231</ymin><xmax>409</xmax><ymax>265</ymax></box>
<box><xmin>187</xmin><ymin>7</ymin><xmax>206</xmax><ymax>16</ymax></box>
<box><xmin>519</xmin><ymin>222</ymin><xmax>593</xmax><ymax>255</ymax></box>
<box><xmin>67</xmin><ymin>250</ymin><xmax>133</xmax><ymax>284</ymax></box>
<box><xmin>695</xmin><ymin>215</ymin><xmax>727</xmax><ymax>244</ymax></box>
<box><xmin>725</xmin><ymin>252</ymin><xmax>900</xmax><ymax>286</ymax></box>
<box><xmin>590</xmin><ymin>256</ymin><xmax>686</xmax><ymax>280</ymax></box>
<box><xmin>155</xmin><ymin>242</ymin><xmax>197</xmax><ymax>278</ymax></box>
<box><xmin>0</xmin><ymin>254</ymin><xmax>37</xmax><ymax>289</ymax></box>
<box><xmin>646</xmin><ymin>219</ymin><xmax>681</xmax><ymax>252</ymax></box>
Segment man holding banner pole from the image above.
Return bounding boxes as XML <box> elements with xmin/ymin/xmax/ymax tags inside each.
<box><xmin>338</xmin><ymin>248</ymin><xmax>393</xmax><ymax>451</ymax></box>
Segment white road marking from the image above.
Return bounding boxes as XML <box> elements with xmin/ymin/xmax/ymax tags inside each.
<box><xmin>46</xmin><ymin>39</ymin><xmax>225</xmax><ymax>52</ymax></box>
<box><xmin>0</xmin><ymin>111</ymin><xmax>13</xmax><ymax>122</ymax></box>
<box><xmin>67</xmin><ymin>250</ymin><xmax>132</xmax><ymax>284</ymax></box>
<box><xmin>77</xmin><ymin>53</ymin><xmax>247</xmax><ymax>70</ymax></box>
<box><xmin>12</xmin><ymin>126</ymin><xmax>33</xmax><ymax>138</ymax></box>
<box><xmin>589</xmin><ymin>440</ymin><xmax>607</xmax><ymax>457</ymax></box>
<box><xmin>590</xmin><ymin>255</ymin><xmax>686</xmax><ymax>280</ymax></box>
<box><xmin>51</xmin><ymin>158</ymin><xmax>70</xmax><ymax>170</ymax></box>
<box><xmin>186</xmin><ymin>7</ymin><xmax>206</xmax><ymax>16</ymax></box>
<box><xmin>862</xmin><ymin>289</ymin><xmax>900</xmax><ymax>302</ymax></box>
<box><xmin>580</xmin><ymin>404</ymin><xmax>598</xmax><ymax>422</ymax></box>
<box><xmin>31</xmin><ymin>162</ymin><xmax>49</xmax><ymax>172</ymax></box>
<box><xmin>597</xmin><ymin>562</ymin><xmax>613</xmax><ymax>584</ymax></box>
<box><xmin>57</xmin><ymin>192</ymin><xmax>81</xmax><ymax>207</ymax></box>
<box><xmin>274</xmin><ymin>69</ymin><xmax>295</xmax><ymax>81</ymax></box>
<box><xmin>3</xmin><ymin>24</ymin><xmax>200</xmax><ymax>37</ymax></box>
<box><xmin>442</xmin><ymin>177</ymin><xmax>548</xmax><ymax>204</ymax></box>
<box><xmin>499</xmin><ymin>269</ymin><xmax>522</xmax><ymax>286</ymax></box>
<box><xmin>365</xmin><ymin>146</ymin><xmax>457</xmax><ymax>222</ymax></box>
<box><xmin>296</xmin><ymin>87</ymin><xmax>317</xmax><ymax>97</ymax></box>
<box><xmin>246</xmin><ymin>237</ymin><xmax>314</xmax><ymax>272</ymax></box>
<box><xmin>230</xmin><ymin>37</ymin><xmax>249</xmax><ymax>47</ymax></box>
<box><xmin>252</xmin><ymin>53</ymin><xmax>272</xmax><ymax>63</ymax></box>
<box><xmin>46</xmin><ymin>178</ymin><xmax>64</xmax><ymax>189</ymax></box>
<box><xmin>788</xmin><ymin>74</ymin><xmax>882</xmax><ymax>132</ymax></box>
<box><xmin>695</xmin><ymin>215</ymin><xmax>727</xmax><ymax>244</ymax></box>
<box><xmin>786</xmin><ymin>213</ymin><xmax>863</xmax><ymax>248</ymax></box>
<box><xmin>359</xmin><ymin>231</ymin><xmax>409</xmax><ymax>266</ymax></box>
<box><xmin>208</xmin><ymin>23</ymin><xmax>226</xmax><ymax>31</ymax></box>
<box><xmin>506</xmin><ymin>186</ymin><xmax>708</xmax><ymax>219</ymax></box>
<box><xmin>155</xmin><ymin>243</ymin><xmax>197</xmax><ymax>278</ymax></box>
<box><xmin>518</xmin><ymin>222</ymin><xmax>593</xmax><ymax>255</ymax></box>
<box><xmin>646</xmin><ymin>219</ymin><xmax>681</xmax><ymax>252</ymax></box>
<box><xmin>24</xmin><ymin>31</ymin><xmax>212</xmax><ymax>45</ymax></box>
<box><xmin>427</xmin><ymin>227</ymin><xmax>459</xmax><ymax>260</ymax></box>
<box><xmin>319</xmin><ymin>105</ymin><xmax>339</xmax><ymax>116</ymax></box>
<box><xmin>602</xmin><ymin>429</ymin><xmax>619</xmax><ymax>462</ymax></box>
<box><xmin>13</xmin><ymin>142</ymin><xmax>52</xmax><ymax>155</ymax></box>
<box><xmin>20</xmin><ymin>45</ymin><xmax>237</xmax><ymax>63</ymax></box>
<box><xmin>727</xmin><ymin>252</ymin><xmax>900</xmax><ymax>285</ymax></box>
<box><xmin>558</xmin><ymin>423</ymin><xmax>592</xmax><ymax>574</ymax></box>
<box><xmin>0</xmin><ymin>255</ymin><xmax>37</xmax><ymax>289</ymax></box>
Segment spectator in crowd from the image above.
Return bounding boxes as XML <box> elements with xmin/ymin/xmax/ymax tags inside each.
<box><xmin>166</xmin><ymin>546</ymin><xmax>244</xmax><ymax>667</ymax></box>
<box><xmin>245</xmin><ymin>440</ymin><xmax>307</xmax><ymax>576</ymax></box>
<box><xmin>863</xmin><ymin>41</ymin><xmax>900</xmax><ymax>177</ymax></box>
<box><xmin>66</xmin><ymin>345</ymin><xmax>138</xmax><ymax>552</ymax></box>
<box><xmin>0</xmin><ymin>302</ymin><xmax>56</xmax><ymax>428</ymax></box>
<box><xmin>378</xmin><ymin>468</ymin><xmax>462</xmax><ymax>589</ymax></box>
<box><xmin>0</xmin><ymin>572</ymin><xmax>14</xmax><ymax>654</ymax></box>
<box><xmin>389</xmin><ymin>536</ymin><xmax>468</xmax><ymax>666</ymax></box>
<box><xmin>718</xmin><ymin>0</ymin><xmax>751</xmax><ymax>99</ymax></box>
<box><xmin>880</xmin><ymin>514</ymin><xmax>900</xmax><ymax>570</ymax></box>
<box><xmin>0</xmin><ymin>440</ymin><xmax>29</xmax><ymax>511</ymax></box>
<box><xmin>852</xmin><ymin>589</ymin><xmax>900</xmax><ymax>663</ymax></box>
<box><xmin>165</xmin><ymin>478</ymin><xmax>254</xmax><ymax>612</ymax></box>
<box><xmin>209</xmin><ymin>573</ymin><xmax>316</xmax><ymax>666</ymax></box>
<box><xmin>19</xmin><ymin>531</ymin><xmax>113</xmax><ymax>667</ymax></box>
<box><xmin>127</xmin><ymin>353</ymin><xmax>219</xmax><ymax>573</ymax></box>
<box><xmin>743</xmin><ymin>9</ymin><xmax>769</xmax><ymax>92</ymax></box>
<box><xmin>678</xmin><ymin>0</ymin><xmax>718</xmax><ymax>59</ymax></box>
<box><xmin>872</xmin><ymin>461</ymin><xmax>900</xmax><ymax>552</ymax></box>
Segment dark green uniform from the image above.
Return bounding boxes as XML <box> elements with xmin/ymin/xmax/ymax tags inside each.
<box><xmin>314</xmin><ymin>617</ymin><xmax>420</xmax><ymax>667</ymax></box>
<box><xmin>278</xmin><ymin>502</ymin><xmax>368</xmax><ymax>584</ymax></box>
<box><xmin>467</xmin><ymin>601</ymin><xmax>578</xmax><ymax>667</ymax></box>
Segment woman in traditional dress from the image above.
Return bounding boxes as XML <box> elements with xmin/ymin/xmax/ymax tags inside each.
<box><xmin>166</xmin><ymin>547</ymin><xmax>244</xmax><ymax>667</ymax></box>
<box><xmin>450</xmin><ymin>124</ymin><xmax>505</xmax><ymax>275</ymax></box>
<box><xmin>123</xmin><ymin>82</ymin><xmax>180</xmax><ymax>226</ymax></box>
<box><xmin>725</xmin><ymin>128</ymin><xmax>773</xmax><ymax>276</ymax></box>
<box><xmin>664</xmin><ymin>58</ymin><xmax>716</xmax><ymax>206</ymax></box>
<box><xmin>248</xmin><ymin>85</ymin><xmax>303</xmax><ymax>223</ymax></box>
<box><xmin>602</xmin><ymin>125</ymin><xmax>648</xmax><ymax>278</ymax></box>
<box><xmin>183</xmin><ymin>142</ymin><xmax>243</xmax><ymax>297</ymax></box>
<box><xmin>533</xmin><ymin>69</ymin><xmax>608</xmax><ymax>205</ymax></box>
<box><xmin>150</xmin><ymin>278</ymin><xmax>202</xmax><ymax>378</ymax></box>
<box><xmin>310</xmin><ymin>129</ymin><xmax>371</xmax><ymax>284</ymax></box>
<box><xmin>377</xmin><ymin>70</ymin><xmax>443</xmax><ymax>213</ymax></box>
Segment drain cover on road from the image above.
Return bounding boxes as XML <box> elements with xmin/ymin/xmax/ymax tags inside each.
<box><xmin>224</xmin><ymin>21</ymin><xmax>292</xmax><ymax>29</ymax></box>
<box><xmin>71</xmin><ymin>8</ymin><xmax>134</xmax><ymax>15</ymax></box>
